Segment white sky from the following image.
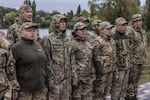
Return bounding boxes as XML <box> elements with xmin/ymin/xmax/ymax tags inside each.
<box><xmin>0</xmin><ymin>0</ymin><xmax>146</xmax><ymax>13</ymax></box>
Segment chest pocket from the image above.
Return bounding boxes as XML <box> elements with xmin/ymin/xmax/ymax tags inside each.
<box><xmin>75</xmin><ymin>45</ymin><xmax>92</xmax><ymax>63</ymax></box>
<box><xmin>101</xmin><ymin>42</ymin><xmax>113</xmax><ymax>56</ymax></box>
<box><xmin>50</xmin><ymin>38</ymin><xmax>64</xmax><ymax>63</ymax></box>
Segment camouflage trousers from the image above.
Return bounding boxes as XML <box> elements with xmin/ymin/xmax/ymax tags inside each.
<box><xmin>111</xmin><ymin>69</ymin><xmax>129</xmax><ymax>100</ymax></box>
<box><xmin>17</xmin><ymin>88</ymin><xmax>47</xmax><ymax>100</ymax></box>
<box><xmin>48</xmin><ymin>79</ymin><xmax>71</xmax><ymax>100</ymax></box>
<box><xmin>93</xmin><ymin>72</ymin><xmax>113</xmax><ymax>100</ymax></box>
<box><xmin>72</xmin><ymin>78</ymin><xmax>93</xmax><ymax>100</ymax></box>
<box><xmin>127</xmin><ymin>64</ymin><xmax>144</xmax><ymax>98</ymax></box>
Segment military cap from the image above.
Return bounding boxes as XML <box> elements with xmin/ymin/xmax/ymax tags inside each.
<box><xmin>52</xmin><ymin>14</ymin><xmax>67</xmax><ymax>23</ymax></box>
<box><xmin>72</xmin><ymin>22</ymin><xmax>87</xmax><ymax>32</ymax></box>
<box><xmin>100</xmin><ymin>21</ymin><xmax>113</xmax><ymax>30</ymax></box>
<box><xmin>132</xmin><ymin>14</ymin><xmax>143</xmax><ymax>22</ymax></box>
<box><xmin>115</xmin><ymin>17</ymin><xmax>128</xmax><ymax>25</ymax></box>
<box><xmin>92</xmin><ymin>20</ymin><xmax>102</xmax><ymax>27</ymax></box>
<box><xmin>76</xmin><ymin>16</ymin><xmax>89</xmax><ymax>23</ymax></box>
<box><xmin>19</xmin><ymin>4</ymin><xmax>32</xmax><ymax>12</ymax></box>
<box><xmin>21</xmin><ymin>22</ymin><xmax>38</xmax><ymax>30</ymax></box>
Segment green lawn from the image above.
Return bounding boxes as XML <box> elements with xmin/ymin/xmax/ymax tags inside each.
<box><xmin>139</xmin><ymin>47</ymin><xmax>150</xmax><ymax>84</ymax></box>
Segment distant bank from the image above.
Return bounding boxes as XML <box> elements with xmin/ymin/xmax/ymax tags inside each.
<box><xmin>0</xmin><ymin>29</ymin><xmax>73</xmax><ymax>38</ymax></box>
<box><xmin>0</xmin><ymin>29</ymin><xmax>93</xmax><ymax>38</ymax></box>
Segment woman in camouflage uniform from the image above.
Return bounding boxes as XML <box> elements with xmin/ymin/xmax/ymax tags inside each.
<box><xmin>92</xmin><ymin>21</ymin><xmax>114</xmax><ymax>100</ymax></box>
<box><xmin>71</xmin><ymin>22</ymin><xmax>95</xmax><ymax>100</ymax></box>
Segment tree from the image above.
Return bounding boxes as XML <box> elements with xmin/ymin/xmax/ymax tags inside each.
<box><xmin>32</xmin><ymin>0</ymin><xmax>36</xmax><ymax>21</ymax></box>
<box><xmin>88</xmin><ymin>0</ymin><xmax>140</xmax><ymax>24</ymax></box>
<box><xmin>66</xmin><ymin>10</ymin><xmax>74</xmax><ymax>28</ymax></box>
<box><xmin>89</xmin><ymin>2</ymin><xmax>97</xmax><ymax>18</ymax></box>
<box><xmin>80</xmin><ymin>10</ymin><xmax>90</xmax><ymax>19</ymax></box>
<box><xmin>4</xmin><ymin>11</ymin><xmax>17</xmax><ymax>26</ymax></box>
<box><xmin>145</xmin><ymin>0</ymin><xmax>150</xmax><ymax>31</ymax></box>
<box><xmin>136</xmin><ymin>0</ymin><xmax>141</xmax><ymax>6</ymax></box>
<box><xmin>76</xmin><ymin>5</ymin><xmax>81</xmax><ymax>16</ymax></box>
<box><xmin>24</xmin><ymin>0</ymin><xmax>31</xmax><ymax>6</ymax></box>
<box><xmin>0</xmin><ymin>6</ymin><xmax>5</xmax><ymax>25</ymax></box>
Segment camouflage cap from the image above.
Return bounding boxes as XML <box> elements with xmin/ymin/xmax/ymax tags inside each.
<box><xmin>132</xmin><ymin>14</ymin><xmax>143</xmax><ymax>22</ymax></box>
<box><xmin>21</xmin><ymin>22</ymin><xmax>38</xmax><ymax>30</ymax></box>
<box><xmin>52</xmin><ymin>14</ymin><xmax>67</xmax><ymax>23</ymax></box>
<box><xmin>19</xmin><ymin>4</ymin><xmax>32</xmax><ymax>12</ymax></box>
<box><xmin>100</xmin><ymin>21</ymin><xmax>113</xmax><ymax>30</ymax></box>
<box><xmin>115</xmin><ymin>17</ymin><xmax>128</xmax><ymax>25</ymax></box>
<box><xmin>76</xmin><ymin>16</ymin><xmax>89</xmax><ymax>23</ymax></box>
<box><xmin>92</xmin><ymin>20</ymin><xmax>102</xmax><ymax>27</ymax></box>
<box><xmin>73</xmin><ymin>22</ymin><xmax>87</xmax><ymax>32</ymax></box>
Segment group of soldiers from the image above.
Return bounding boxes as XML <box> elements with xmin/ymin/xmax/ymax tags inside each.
<box><xmin>0</xmin><ymin>3</ymin><xmax>147</xmax><ymax>100</ymax></box>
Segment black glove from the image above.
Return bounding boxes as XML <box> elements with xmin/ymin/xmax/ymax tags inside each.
<box><xmin>93</xmin><ymin>61</ymin><xmax>103</xmax><ymax>76</ymax></box>
<box><xmin>92</xmin><ymin>48</ymin><xmax>104</xmax><ymax>76</ymax></box>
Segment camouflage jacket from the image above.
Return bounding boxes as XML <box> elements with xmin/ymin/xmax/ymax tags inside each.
<box><xmin>112</xmin><ymin>30</ymin><xmax>130</xmax><ymax>71</ymax></box>
<box><xmin>71</xmin><ymin>38</ymin><xmax>95</xmax><ymax>82</ymax></box>
<box><xmin>126</xmin><ymin>26</ymin><xmax>147</xmax><ymax>64</ymax></box>
<box><xmin>88</xmin><ymin>31</ymin><xmax>99</xmax><ymax>43</ymax></box>
<box><xmin>7</xmin><ymin>17</ymin><xmax>39</xmax><ymax>44</ymax></box>
<box><xmin>7</xmin><ymin>17</ymin><xmax>22</xmax><ymax>43</ymax></box>
<box><xmin>93</xmin><ymin>34</ymin><xmax>115</xmax><ymax>73</ymax></box>
<box><xmin>43</xmin><ymin>32</ymin><xmax>72</xmax><ymax>83</ymax></box>
<box><xmin>0</xmin><ymin>37</ymin><xmax>19</xmax><ymax>94</ymax></box>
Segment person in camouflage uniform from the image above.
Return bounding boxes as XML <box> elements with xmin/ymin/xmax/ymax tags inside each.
<box><xmin>92</xmin><ymin>21</ymin><xmax>114</xmax><ymax>100</ymax></box>
<box><xmin>75</xmin><ymin>16</ymin><xmax>90</xmax><ymax>27</ymax></box>
<box><xmin>74</xmin><ymin>16</ymin><xmax>94</xmax><ymax>43</ymax></box>
<box><xmin>0</xmin><ymin>33</ymin><xmax>20</xmax><ymax>100</ymax></box>
<box><xmin>71</xmin><ymin>22</ymin><xmax>95</xmax><ymax>100</ymax></box>
<box><xmin>111</xmin><ymin>17</ymin><xmax>130</xmax><ymax>100</ymax></box>
<box><xmin>42</xmin><ymin>14</ymin><xmax>72</xmax><ymax>100</ymax></box>
<box><xmin>7</xmin><ymin>4</ymin><xmax>40</xmax><ymax>44</ymax></box>
<box><xmin>11</xmin><ymin>22</ymin><xmax>49</xmax><ymax>100</ymax></box>
<box><xmin>126</xmin><ymin>14</ymin><xmax>147</xmax><ymax>100</ymax></box>
<box><xmin>92</xmin><ymin>20</ymin><xmax>102</xmax><ymax>36</ymax></box>
<box><xmin>90</xmin><ymin>20</ymin><xmax>102</xmax><ymax>42</ymax></box>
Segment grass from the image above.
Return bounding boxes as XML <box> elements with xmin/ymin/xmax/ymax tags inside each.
<box><xmin>139</xmin><ymin>47</ymin><xmax>150</xmax><ymax>84</ymax></box>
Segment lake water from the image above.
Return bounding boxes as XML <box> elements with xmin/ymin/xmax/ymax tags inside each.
<box><xmin>0</xmin><ymin>28</ymin><xmax>73</xmax><ymax>38</ymax></box>
<box><xmin>0</xmin><ymin>28</ymin><xmax>93</xmax><ymax>38</ymax></box>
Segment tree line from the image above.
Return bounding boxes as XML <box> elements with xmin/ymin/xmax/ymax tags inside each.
<box><xmin>0</xmin><ymin>0</ymin><xmax>150</xmax><ymax>32</ymax></box>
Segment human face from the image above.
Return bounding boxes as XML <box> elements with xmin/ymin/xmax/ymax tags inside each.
<box><xmin>59</xmin><ymin>19</ymin><xmax>67</xmax><ymax>31</ymax></box>
<box><xmin>116</xmin><ymin>23</ymin><xmax>127</xmax><ymax>33</ymax></box>
<box><xmin>133</xmin><ymin>19</ymin><xmax>143</xmax><ymax>28</ymax></box>
<box><xmin>93</xmin><ymin>24</ymin><xmax>100</xmax><ymax>31</ymax></box>
<box><xmin>20</xmin><ymin>10</ymin><xmax>33</xmax><ymax>22</ymax></box>
<box><xmin>75</xmin><ymin>27</ymin><xmax>87</xmax><ymax>38</ymax></box>
<box><xmin>23</xmin><ymin>27</ymin><xmax>37</xmax><ymax>40</ymax></box>
<box><xmin>101</xmin><ymin>28</ymin><xmax>112</xmax><ymax>37</ymax></box>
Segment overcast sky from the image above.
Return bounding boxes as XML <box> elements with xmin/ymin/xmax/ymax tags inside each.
<box><xmin>0</xmin><ymin>0</ymin><xmax>146</xmax><ymax>13</ymax></box>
